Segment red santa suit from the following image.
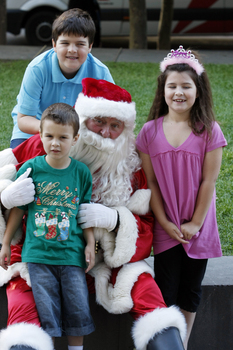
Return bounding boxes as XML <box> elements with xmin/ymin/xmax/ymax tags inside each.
<box><xmin>0</xmin><ymin>78</ymin><xmax>186</xmax><ymax>350</ymax></box>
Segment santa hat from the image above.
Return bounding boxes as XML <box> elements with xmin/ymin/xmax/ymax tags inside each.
<box><xmin>75</xmin><ymin>78</ymin><xmax>136</xmax><ymax>128</ymax></box>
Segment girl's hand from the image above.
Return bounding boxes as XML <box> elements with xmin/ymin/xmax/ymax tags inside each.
<box><xmin>0</xmin><ymin>244</ymin><xmax>11</xmax><ymax>270</ymax></box>
<box><xmin>180</xmin><ymin>222</ymin><xmax>200</xmax><ymax>241</ymax></box>
<box><xmin>164</xmin><ymin>221</ymin><xmax>189</xmax><ymax>244</ymax></box>
<box><xmin>85</xmin><ymin>244</ymin><xmax>95</xmax><ymax>273</ymax></box>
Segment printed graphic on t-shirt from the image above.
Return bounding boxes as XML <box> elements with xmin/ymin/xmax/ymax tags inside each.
<box><xmin>36</xmin><ymin>181</ymin><xmax>79</xmax><ymax>209</ymax></box>
<box><xmin>32</xmin><ymin>180</ymin><xmax>80</xmax><ymax>241</ymax></box>
<box><xmin>33</xmin><ymin>212</ymin><xmax>46</xmax><ymax>237</ymax></box>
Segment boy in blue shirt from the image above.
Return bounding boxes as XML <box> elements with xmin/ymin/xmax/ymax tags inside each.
<box><xmin>0</xmin><ymin>103</ymin><xmax>95</xmax><ymax>350</ymax></box>
<box><xmin>10</xmin><ymin>8</ymin><xmax>114</xmax><ymax>148</ymax></box>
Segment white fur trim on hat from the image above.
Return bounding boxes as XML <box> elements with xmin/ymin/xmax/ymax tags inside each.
<box><xmin>0</xmin><ymin>323</ymin><xmax>53</xmax><ymax>350</ymax></box>
<box><xmin>132</xmin><ymin>306</ymin><xmax>187</xmax><ymax>350</ymax></box>
<box><xmin>90</xmin><ymin>260</ymin><xmax>154</xmax><ymax>314</ymax></box>
<box><xmin>75</xmin><ymin>93</ymin><xmax>136</xmax><ymax>128</ymax></box>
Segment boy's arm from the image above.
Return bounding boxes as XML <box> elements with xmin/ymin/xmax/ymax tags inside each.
<box><xmin>17</xmin><ymin>112</ymin><xmax>40</xmax><ymax>135</ymax></box>
<box><xmin>83</xmin><ymin>227</ymin><xmax>95</xmax><ymax>273</ymax></box>
<box><xmin>0</xmin><ymin>207</ymin><xmax>25</xmax><ymax>270</ymax></box>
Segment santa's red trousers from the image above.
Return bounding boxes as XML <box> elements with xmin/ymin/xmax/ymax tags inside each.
<box><xmin>7</xmin><ymin>244</ymin><xmax>166</xmax><ymax>327</ymax></box>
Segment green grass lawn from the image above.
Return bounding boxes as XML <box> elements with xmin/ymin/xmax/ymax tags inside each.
<box><xmin>0</xmin><ymin>60</ymin><xmax>232</xmax><ymax>255</ymax></box>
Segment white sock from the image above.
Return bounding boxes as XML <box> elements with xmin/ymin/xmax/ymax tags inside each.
<box><xmin>68</xmin><ymin>346</ymin><xmax>83</xmax><ymax>350</ymax></box>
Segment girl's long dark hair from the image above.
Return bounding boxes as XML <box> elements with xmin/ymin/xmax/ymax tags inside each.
<box><xmin>148</xmin><ymin>51</ymin><xmax>216</xmax><ymax>136</ymax></box>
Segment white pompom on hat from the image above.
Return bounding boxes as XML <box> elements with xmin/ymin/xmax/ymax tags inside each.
<box><xmin>75</xmin><ymin>78</ymin><xmax>136</xmax><ymax>128</ymax></box>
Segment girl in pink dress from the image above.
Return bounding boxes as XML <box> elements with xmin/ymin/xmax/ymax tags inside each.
<box><xmin>136</xmin><ymin>46</ymin><xmax>227</xmax><ymax>350</ymax></box>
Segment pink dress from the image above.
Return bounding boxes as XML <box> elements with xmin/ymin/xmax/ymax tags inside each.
<box><xmin>136</xmin><ymin>117</ymin><xmax>227</xmax><ymax>259</ymax></box>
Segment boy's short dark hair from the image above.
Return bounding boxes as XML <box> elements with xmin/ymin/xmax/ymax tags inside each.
<box><xmin>40</xmin><ymin>103</ymin><xmax>79</xmax><ymax>137</ymax></box>
<box><xmin>52</xmin><ymin>8</ymin><xmax>96</xmax><ymax>45</ymax></box>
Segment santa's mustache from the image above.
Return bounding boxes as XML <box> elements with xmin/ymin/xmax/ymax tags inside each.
<box><xmin>69</xmin><ymin>123</ymin><xmax>141</xmax><ymax>206</ymax></box>
<box><xmin>78</xmin><ymin>123</ymin><xmax>124</xmax><ymax>153</ymax></box>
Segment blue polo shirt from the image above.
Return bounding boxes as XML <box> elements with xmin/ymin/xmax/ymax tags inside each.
<box><xmin>11</xmin><ymin>48</ymin><xmax>114</xmax><ymax>141</ymax></box>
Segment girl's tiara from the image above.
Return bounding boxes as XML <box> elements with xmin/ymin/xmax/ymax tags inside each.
<box><xmin>160</xmin><ymin>45</ymin><xmax>204</xmax><ymax>76</ymax></box>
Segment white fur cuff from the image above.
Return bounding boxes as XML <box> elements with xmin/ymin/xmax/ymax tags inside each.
<box><xmin>0</xmin><ymin>164</ymin><xmax>17</xmax><ymax>182</ymax></box>
<box><xmin>91</xmin><ymin>260</ymin><xmax>154</xmax><ymax>314</ymax></box>
<box><xmin>102</xmin><ymin>206</ymin><xmax>138</xmax><ymax>267</ymax></box>
<box><xmin>126</xmin><ymin>189</ymin><xmax>151</xmax><ymax>215</ymax></box>
<box><xmin>0</xmin><ymin>148</ymin><xmax>18</xmax><ymax>168</ymax></box>
<box><xmin>132</xmin><ymin>306</ymin><xmax>187</xmax><ymax>350</ymax></box>
<box><xmin>0</xmin><ymin>323</ymin><xmax>53</xmax><ymax>350</ymax></box>
<box><xmin>0</xmin><ymin>262</ymin><xmax>31</xmax><ymax>287</ymax></box>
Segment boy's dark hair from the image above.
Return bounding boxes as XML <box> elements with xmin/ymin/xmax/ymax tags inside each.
<box><xmin>52</xmin><ymin>8</ymin><xmax>96</xmax><ymax>45</ymax></box>
<box><xmin>40</xmin><ymin>103</ymin><xmax>79</xmax><ymax>137</ymax></box>
<box><xmin>148</xmin><ymin>50</ymin><xmax>216</xmax><ymax>137</ymax></box>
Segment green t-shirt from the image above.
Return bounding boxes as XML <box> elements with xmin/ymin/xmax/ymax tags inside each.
<box><xmin>17</xmin><ymin>156</ymin><xmax>92</xmax><ymax>269</ymax></box>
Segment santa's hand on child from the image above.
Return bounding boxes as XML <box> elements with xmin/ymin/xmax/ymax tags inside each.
<box><xmin>77</xmin><ymin>202</ymin><xmax>118</xmax><ymax>232</ymax></box>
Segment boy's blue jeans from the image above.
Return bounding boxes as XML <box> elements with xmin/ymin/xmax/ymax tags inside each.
<box><xmin>28</xmin><ymin>263</ymin><xmax>95</xmax><ymax>337</ymax></box>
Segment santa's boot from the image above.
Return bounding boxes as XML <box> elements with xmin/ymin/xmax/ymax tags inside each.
<box><xmin>132</xmin><ymin>306</ymin><xmax>186</xmax><ymax>350</ymax></box>
<box><xmin>147</xmin><ymin>327</ymin><xmax>184</xmax><ymax>350</ymax></box>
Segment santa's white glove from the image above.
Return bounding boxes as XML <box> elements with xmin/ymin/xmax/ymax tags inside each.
<box><xmin>77</xmin><ymin>203</ymin><xmax>118</xmax><ymax>232</ymax></box>
<box><xmin>1</xmin><ymin>168</ymin><xmax>35</xmax><ymax>209</ymax></box>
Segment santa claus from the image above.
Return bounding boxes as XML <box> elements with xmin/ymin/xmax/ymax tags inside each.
<box><xmin>0</xmin><ymin>78</ymin><xmax>186</xmax><ymax>350</ymax></box>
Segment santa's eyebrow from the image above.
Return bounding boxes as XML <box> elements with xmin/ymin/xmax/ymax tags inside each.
<box><xmin>113</xmin><ymin>121</ymin><xmax>123</xmax><ymax>126</ymax></box>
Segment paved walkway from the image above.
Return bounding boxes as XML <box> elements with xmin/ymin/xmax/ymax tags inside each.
<box><xmin>0</xmin><ymin>45</ymin><xmax>233</xmax><ymax>64</ymax></box>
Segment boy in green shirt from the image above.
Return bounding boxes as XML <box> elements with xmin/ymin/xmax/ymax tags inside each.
<box><xmin>0</xmin><ymin>103</ymin><xmax>95</xmax><ymax>350</ymax></box>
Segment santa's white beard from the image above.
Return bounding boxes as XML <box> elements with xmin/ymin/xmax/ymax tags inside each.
<box><xmin>70</xmin><ymin>123</ymin><xmax>141</xmax><ymax>206</ymax></box>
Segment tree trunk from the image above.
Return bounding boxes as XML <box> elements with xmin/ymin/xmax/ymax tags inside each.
<box><xmin>129</xmin><ymin>0</ymin><xmax>147</xmax><ymax>49</ymax></box>
<box><xmin>0</xmin><ymin>0</ymin><xmax>6</xmax><ymax>45</ymax></box>
<box><xmin>157</xmin><ymin>0</ymin><xmax>173</xmax><ymax>50</ymax></box>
